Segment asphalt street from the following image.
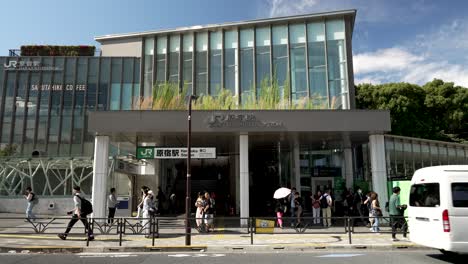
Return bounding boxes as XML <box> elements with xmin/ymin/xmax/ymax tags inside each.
<box><xmin>0</xmin><ymin>251</ymin><xmax>466</xmax><ymax>264</ymax></box>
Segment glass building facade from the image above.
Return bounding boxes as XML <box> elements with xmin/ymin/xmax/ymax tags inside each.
<box><xmin>0</xmin><ymin>56</ymin><xmax>140</xmax><ymax>157</ymax></box>
<box><xmin>141</xmin><ymin>18</ymin><xmax>351</xmax><ymax>108</ymax></box>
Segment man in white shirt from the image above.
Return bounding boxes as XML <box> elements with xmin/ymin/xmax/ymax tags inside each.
<box><xmin>107</xmin><ymin>188</ymin><xmax>118</xmax><ymax>224</ymax></box>
<box><xmin>58</xmin><ymin>186</ymin><xmax>94</xmax><ymax>240</ymax></box>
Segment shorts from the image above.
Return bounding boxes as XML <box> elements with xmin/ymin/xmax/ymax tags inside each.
<box><xmin>204</xmin><ymin>214</ymin><xmax>214</xmax><ymax>225</ymax></box>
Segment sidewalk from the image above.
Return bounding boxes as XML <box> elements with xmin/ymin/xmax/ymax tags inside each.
<box><xmin>0</xmin><ymin>213</ymin><xmax>421</xmax><ymax>253</ymax></box>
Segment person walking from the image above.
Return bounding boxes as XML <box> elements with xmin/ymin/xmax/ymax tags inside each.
<box><xmin>288</xmin><ymin>187</ymin><xmax>297</xmax><ymax>226</ymax></box>
<box><xmin>320</xmin><ymin>189</ymin><xmax>333</xmax><ymax>227</ymax></box>
<box><xmin>353</xmin><ymin>188</ymin><xmax>367</xmax><ymax>226</ymax></box>
<box><xmin>294</xmin><ymin>192</ymin><xmax>303</xmax><ymax>226</ymax></box>
<box><xmin>370</xmin><ymin>192</ymin><xmax>381</xmax><ymax>233</ymax></box>
<box><xmin>142</xmin><ymin>189</ymin><xmax>154</xmax><ymax>238</ymax></box>
<box><xmin>136</xmin><ymin>186</ymin><xmax>148</xmax><ymax>219</ymax></box>
<box><xmin>364</xmin><ymin>191</ymin><xmax>375</xmax><ymax>228</ymax></box>
<box><xmin>107</xmin><ymin>188</ymin><xmax>118</xmax><ymax>224</ymax></box>
<box><xmin>275</xmin><ymin>199</ymin><xmax>285</xmax><ymax>228</ymax></box>
<box><xmin>195</xmin><ymin>192</ymin><xmax>205</xmax><ymax>230</ymax></box>
<box><xmin>389</xmin><ymin>186</ymin><xmax>407</xmax><ymax>241</ymax></box>
<box><xmin>23</xmin><ymin>187</ymin><xmax>37</xmax><ymax>221</ymax></box>
<box><xmin>58</xmin><ymin>186</ymin><xmax>94</xmax><ymax>240</ymax></box>
<box><xmin>203</xmin><ymin>192</ymin><xmax>215</xmax><ymax>232</ymax></box>
<box><xmin>311</xmin><ymin>190</ymin><xmax>322</xmax><ymax>225</ymax></box>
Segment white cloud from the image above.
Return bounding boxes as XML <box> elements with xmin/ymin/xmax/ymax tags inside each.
<box><xmin>354</xmin><ymin>48</ymin><xmax>424</xmax><ymax>74</ymax></box>
<box><xmin>269</xmin><ymin>0</ymin><xmax>320</xmax><ymax>17</ymax></box>
<box><xmin>354</xmin><ymin>47</ymin><xmax>468</xmax><ymax>87</ymax></box>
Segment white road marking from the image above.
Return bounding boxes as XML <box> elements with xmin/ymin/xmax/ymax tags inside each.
<box><xmin>168</xmin><ymin>254</ymin><xmax>191</xmax><ymax>258</ymax></box>
<box><xmin>79</xmin><ymin>253</ymin><xmax>137</xmax><ymax>258</ymax></box>
<box><xmin>318</xmin><ymin>254</ymin><xmax>365</xmax><ymax>258</ymax></box>
<box><xmin>211</xmin><ymin>254</ymin><xmax>226</xmax><ymax>257</ymax></box>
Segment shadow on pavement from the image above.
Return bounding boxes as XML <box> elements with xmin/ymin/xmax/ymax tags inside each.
<box><xmin>427</xmin><ymin>253</ymin><xmax>467</xmax><ymax>264</ymax></box>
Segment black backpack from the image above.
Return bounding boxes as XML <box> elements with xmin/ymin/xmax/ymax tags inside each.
<box><xmin>77</xmin><ymin>195</ymin><xmax>93</xmax><ymax>215</ymax></box>
<box><xmin>320</xmin><ymin>195</ymin><xmax>329</xmax><ymax>209</ymax></box>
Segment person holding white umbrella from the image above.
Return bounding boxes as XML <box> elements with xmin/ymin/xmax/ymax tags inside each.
<box><xmin>273</xmin><ymin>187</ymin><xmax>291</xmax><ymax>228</ymax></box>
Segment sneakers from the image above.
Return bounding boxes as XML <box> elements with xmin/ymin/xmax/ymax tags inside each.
<box><xmin>392</xmin><ymin>238</ymin><xmax>399</xmax><ymax>242</ymax></box>
<box><xmin>58</xmin><ymin>234</ymin><xmax>67</xmax><ymax>240</ymax></box>
<box><xmin>88</xmin><ymin>236</ymin><xmax>95</xmax><ymax>241</ymax></box>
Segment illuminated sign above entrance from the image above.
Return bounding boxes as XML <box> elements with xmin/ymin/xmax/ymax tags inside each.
<box><xmin>136</xmin><ymin>147</ymin><xmax>216</xmax><ymax>159</ymax></box>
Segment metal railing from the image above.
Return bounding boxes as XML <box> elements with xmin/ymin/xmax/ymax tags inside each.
<box><xmin>0</xmin><ymin>216</ymin><xmax>409</xmax><ymax>247</ymax></box>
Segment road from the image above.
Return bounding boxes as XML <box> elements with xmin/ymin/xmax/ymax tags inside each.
<box><xmin>0</xmin><ymin>251</ymin><xmax>465</xmax><ymax>264</ymax></box>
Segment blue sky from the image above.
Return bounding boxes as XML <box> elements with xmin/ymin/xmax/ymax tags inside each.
<box><xmin>1</xmin><ymin>0</ymin><xmax>468</xmax><ymax>86</ymax></box>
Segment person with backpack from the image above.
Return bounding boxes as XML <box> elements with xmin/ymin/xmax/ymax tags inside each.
<box><xmin>320</xmin><ymin>189</ymin><xmax>333</xmax><ymax>227</ymax></box>
<box><xmin>58</xmin><ymin>186</ymin><xmax>94</xmax><ymax>240</ymax></box>
<box><xmin>23</xmin><ymin>187</ymin><xmax>37</xmax><ymax>221</ymax></box>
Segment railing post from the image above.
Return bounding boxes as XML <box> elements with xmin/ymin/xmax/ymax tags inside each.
<box><xmin>250</xmin><ymin>217</ymin><xmax>254</xmax><ymax>245</ymax></box>
<box><xmin>119</xmin><ymin>218</ymin><xmax>123</xmax><ymax>247</ymax></box>
<box><xmin>348</xmin><ymin>217</ymin><xmax>352</xmax><ymax>245</ymax></box>
<box><xmin>152</xmin><ymin>217</ymin><xmax>155</xmax><ymax>247</ymax></box>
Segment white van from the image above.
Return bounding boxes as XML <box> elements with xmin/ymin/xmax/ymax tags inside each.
<box><xmin>408</xmin><ymin>165</ymin><xmax>468</xmax><ymax>254</ymax></box>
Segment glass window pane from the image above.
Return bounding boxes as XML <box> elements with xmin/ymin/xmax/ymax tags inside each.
<box><xmin>385</xmin><ymin>139</ymin><xmax>395</xmax><ymax>177</ymax></box>
<box><xmin>272</xmin><ymin>25</ymin><xmax>288</xmax><ymax>97</ymax></box>
<box><xmin>452</xmin><ymin>183</ymin><xmax>468</xmax><ymax>207</ymax></box>
<box><xmin>224</xmin><ymin>30</ymin><xmax>238</xmax><ymax>95</ymax></box>
<box><xmin>183</xmin><ymin>33</ymin><xmax>193</xmax><ymax>94</ymax></box>
<box><xmin>413</xmin><ymin>142</ymin><xmax>422</xmax><ymax>170</ymax></box>
<box><xmin>326</xmin><ymin>19</ymin><xmax>347</xmax><ymax>109</ymax></box>
<box><xmin>196</xmin><ymin>32</ymin><xmax>208</xmax><ymax>96</ymax></box>
<box><xmin>256</xmin><ymin>27</ymin><xmax>271</xmax><ymax>93</ymax></box>
<box><xmin>144</xmin><ymin>37</ymin><xmax>154</xmax><ymax>98</ymax></box>
<box><xmin>122</xmin><ymin>58</ymin><xmax>133</xmax><ymax>110</ymax></box>
<box><xmin>110</xmin><ymin>58</ymin><xmax>122</xmax><ymax>110</ymax></box>
<box><xmin>49</xmin><ymin>58</ymin><xmax>64</xmax><ymax>149</ymax></box>
<box><xmin>168</xmin><ymin>35</ymin><xmax>180</xmax><ymax>84</ymax></box>
<box><xmin>410</xmin><ymin>183</ymin><xmax>440</xmax><ymax>207</ymax></box>
<box><xmin>210</xmin><ymin>31</ymin><xmax>222</xmax><ymax>95</ymax></box>
<box><xmin>37</xmin><ymin>63</ymin><xmax>52</xmax><ymax>144</ymax></box>
<box><xmin>308</xmin><ymin>22</ymin><xmax>327</xmax><ymax>107</ymax></box>
<box><xmin>14</xmin><ymin>72</ymin><xmax>28</xmax><ymax>144</ymax></box>
<box><xmin>289</xmin><ymin>24</ymin><xmax>307</xmax><ymax>101</ymax></box>
<box><xmin>240</xmin><ymin>28</ymin><xmax>254</xmax><ymax>101</ymax></box>
<box><xmin>155</xmin><ymin>36</ymin><xmax>167</xmax><ymax>87</ymax></box>
<box><xmin>422</xmin><ymin>143</ymin><xmax>431</xmax><ymax>167</ymax></box>
<box><xmin>98</xmin><ymin>58</ymin><xmax>110</xmax><ymax>110</ymax></box>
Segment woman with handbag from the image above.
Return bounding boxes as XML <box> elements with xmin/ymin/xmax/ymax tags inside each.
<box><xmin>370</xmin><ymin>192</ymin><xmax>382</xmax><ymax>233</ymax></box>
<box><xmin>195</xmin><ymin>192</ymin><xmax>205</xmax><ymax>231</ymax></box>
<box><xmin>142</xmin><ymin>189</ymin><xmax>154</xmax><ymax>238</ymax></box>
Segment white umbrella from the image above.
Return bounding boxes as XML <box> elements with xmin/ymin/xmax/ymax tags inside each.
<box><xmin>273</xmin><ymin>187</ymin><xmax>291</xmax><ymax>199</ymax></box>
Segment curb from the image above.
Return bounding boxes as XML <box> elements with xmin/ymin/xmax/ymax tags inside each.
<box><xmin>0</xmin><ymin>244</ymin><xmax>428</xmax><ymax>254</ymax></box>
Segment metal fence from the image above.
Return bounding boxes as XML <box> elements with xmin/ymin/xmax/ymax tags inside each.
<box><xmin>0</xmin><ymin>215</ymin><xmax>409</xmax><ymax>247</ymax></box>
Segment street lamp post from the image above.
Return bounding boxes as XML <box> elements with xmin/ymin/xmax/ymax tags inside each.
<box><xmin>185</xmin><ymin>95</ymin><xmax>197</xmax><ymax>246</ymax></box>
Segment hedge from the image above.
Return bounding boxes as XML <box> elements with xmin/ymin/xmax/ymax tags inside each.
<box><xmin>20</xmin><ymin>45</ymin><xmax>96</xmax><ymax>56</ymax></box>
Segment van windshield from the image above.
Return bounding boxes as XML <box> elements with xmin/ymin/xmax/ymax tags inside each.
<box><xmin>410</xmin><ymin>183</ymin><xmax>440</xmax><ymax>207</ymax></box>
<box><xmin>452</xmin><ymin>183</ymin><xmax>468</xmax><ymax>207</ymax></box>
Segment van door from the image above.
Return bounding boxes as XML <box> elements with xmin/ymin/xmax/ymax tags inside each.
<box><xmin>409</xmin><ymin>182</ymin><xmax>442</xmax><ymax>248</ymax></box>
<box><xmin>449</xmin><ymin>181</ymin><xmax>468</xmax><ymax>247</ymax></box>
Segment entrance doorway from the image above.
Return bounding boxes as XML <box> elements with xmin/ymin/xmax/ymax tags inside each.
<box><xmin>311</xmin><ymin>177</ymin><xmax>334</xmax><ymax>194</ymax></box>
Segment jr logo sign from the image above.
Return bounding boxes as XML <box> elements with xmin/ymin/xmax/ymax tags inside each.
<box><xmin>137</xmin><ymin>147</ymin><xmax>154</xmax><ymax>159</ymax></box>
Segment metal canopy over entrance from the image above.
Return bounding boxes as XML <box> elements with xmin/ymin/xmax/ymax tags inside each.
<box><xmin>87</xmin><ymin>110</ymin><xmax>391</xmax><ymax>217</ymax></box>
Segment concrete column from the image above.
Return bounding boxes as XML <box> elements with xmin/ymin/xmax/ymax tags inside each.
<box><xmin>239</xmin><ymin>134</ymin><xmax>249</xmax><ymax>224</ymax></box>
<box><xmin>92</xmin><ymin>135</ymin><xmax>110</xmax><ymax>221</ymax></box>
<box><xmin>369</xmin><ymin>134</ymin><xmax>389</xmax><ymax>215</ymax></box>
<box><xmin>344</xmin><ymin>148</ymin><xmax>354</xmax><ymax>189</ymax></box>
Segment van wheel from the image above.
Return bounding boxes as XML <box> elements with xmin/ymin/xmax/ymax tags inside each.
<box><xmin>440</xmin><ymin>249</ymin><xmax>458</xmax><ymax>257</ymax></box>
